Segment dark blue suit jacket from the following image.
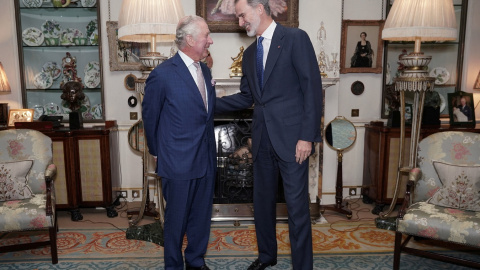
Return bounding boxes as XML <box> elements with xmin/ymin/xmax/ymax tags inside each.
<box><xmin>216</xmin><ymin>24</ymin><xmax>323</xmax><ymax>162</ymax></box>
<box><xmin>142</xmin><ymin>53</ymin><xmax>216</xmax><ymax>180</ymax></box>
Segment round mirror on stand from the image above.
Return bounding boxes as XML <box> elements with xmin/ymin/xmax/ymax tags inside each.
<box><xmin>321</xmin><ymin>116</ymin><xmax>357</xmax><ymax>219</ymax></box>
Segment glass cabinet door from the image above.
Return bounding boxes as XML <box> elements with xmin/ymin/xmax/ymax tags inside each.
<box><xmin>381</xmin><ymin>0</ymin><xmax>468</xmax><ymax>118</ymax></box>
<box><xmin>15</xmin><ymin>0</ymin><xmax>104</xmax><ymax>122</ymax></box>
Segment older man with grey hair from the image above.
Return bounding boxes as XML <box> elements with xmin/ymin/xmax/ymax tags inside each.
<box><xmin>142</xmin><ymin>15</ymin><xmax>215</xmax><ymax>270</ymax></box>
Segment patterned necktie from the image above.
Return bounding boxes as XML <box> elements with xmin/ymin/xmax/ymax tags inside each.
<box><xmin>193</xmin><ymin>62</ymin><xmax>207</xmax><ymax>110</ymax></box>
<box><xmin>256</xmin><ymin>36</ymin><xmax>264</xmax><ymax>90</ymax></box>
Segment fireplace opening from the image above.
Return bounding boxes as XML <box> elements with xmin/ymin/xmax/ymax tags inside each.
<box><xmin>214</xmin><ymin>116</ymin><xmax>286</xmax><ymax>205</ymax></box>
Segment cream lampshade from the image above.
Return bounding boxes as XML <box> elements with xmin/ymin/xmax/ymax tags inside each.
<box><xmin>118</xmin><ymin>0</ymin><xmax>184</xmax><ymax>69</ymax></box>
<box><xmin>379</xmin><ymin>0</ymin><xmax>457</xmax><ymax>219</ymax></box>
<box><xmin>118</xmin><ymin>0</ymin><xmax>184</xmax><ymax>95</ymax></box>
<box><xmin>0</xmin><ymin>62</ymin><xmax>11</xmax><ymax>92</ymax></box>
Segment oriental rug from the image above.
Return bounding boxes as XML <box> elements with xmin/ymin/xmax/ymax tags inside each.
<box><xmin>0</xmin><ymin>221</ymin><xmax>478</xmax><ymax>269</ymax></box>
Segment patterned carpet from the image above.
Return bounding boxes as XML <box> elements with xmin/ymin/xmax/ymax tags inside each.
<box><xmin>0</xmin><ymin>221</ymin><xmax>478</xmax><ymax>269</ymax></box>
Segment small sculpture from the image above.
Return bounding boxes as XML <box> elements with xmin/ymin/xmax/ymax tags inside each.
<box><xmin>229</xmin><ymin>46</ymin><xmax>244</xmax><ymax>77</ymax></box>
<box><xmin>60</xmin><ymin>52</ymin><xmax>81</xmax><ymax>88</ymax></box>
<box><xmin>61</xmin><ymin>81</ymin><xmax>85</xmax><ymax>112</ymax></box>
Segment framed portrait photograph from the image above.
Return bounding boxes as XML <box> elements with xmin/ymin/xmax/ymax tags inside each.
<box><xmin>340</xmin><ymin>20</ymin><xmax>385</xmax><ymax>74</ymax></box>
<box><xmin>8</xmin><ymin>109</ymin><xmax>34</xmax><ymax>127</ymax></box>
<box><xmin>106</xmin><ymin>21</ymin><xmax>149</xmax><ymax>71</ymax></box>
<box><xmin>448</xmin><ymin>92</ymin><xmax>475</xmax><ymax>126</ymax></box>
<box><xmin>196</xmin><ymin>0</ymin><xmax>299</xmax><ymax>33</ymax></box>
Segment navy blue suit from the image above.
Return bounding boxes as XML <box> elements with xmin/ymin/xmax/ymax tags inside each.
<box><xmin>216</xmin><ymin>24</ymin><xmax>322</xmax><ymax>269</ymax></box>
<box><xmin>143</xmin><ymin>53</ymin><xmax>216</xmax><ymax>269</ymax></box>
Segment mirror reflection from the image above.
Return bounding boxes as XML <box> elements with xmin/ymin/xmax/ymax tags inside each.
<box><xmin>325</xmin><ymin>116</ymin><xmax>356</xmax><ymax>151</ymax></box>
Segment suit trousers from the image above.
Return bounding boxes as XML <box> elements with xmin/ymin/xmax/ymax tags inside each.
<box><xmin>253</xmin><ymin>128</ymin><xmax>313</xmax><ymax>270</ymax></box>
<box><xmin>162</xmin><ymin>172</ymin><xmax>215</xmax><ymax>270</ymax></box>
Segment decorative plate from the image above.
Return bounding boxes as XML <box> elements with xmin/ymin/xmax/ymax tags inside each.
<box><xmin>88</xmin><ymin>30</ymin><xmax>98</xmax><ymax>45</ymax></box>
<box><xmin>90</xmin><ymin>104</ymin><xmax>102</xmax><ymax>119</ymax></box>
<box><xmin>33</xmin><ymin>72</ymin><xmax>53</xmax><ymax>89</ymax></box>
<box><xmin>22</xmin><ymin>27</ymin><xmax>44</xmax><ymax>46</ymax></box>
<box><xmin>43</xmin><ymin>102</ymin><xmax>63</xmax><ymax>115</ymax></box>
<box><xmin>84</xmin><ymin>61</ymin><xmax>100</xmax><ymax>74</ymax></box>
<box><xmin>42</xmin><ymin>61</ymin><xmax>62</xmax><ymax>80</ymax></box>
<box><xmin>41</xmin><ymin>20</ymin><xmax>62</xmax><ymax>38</ymax></box>
<box><xmin>86</xmin><ymin>19</ymin><xmax>97</xmax><ymax>39</ymax></box>
<box><xmin>81</xmin><ymin>0</ymin><xmax>96</xmax><ymax>7</ymax></box>
<box><xmin>84</xmin><ymin>71</ymin><xmax>100</xmax><ymax>88</ymax></box>
<box><xmin>60</xmin><ymin>28</ymin><xmax>83</xmax><ymax>45</ymax></box>
<box><xmin>430</xmin><ymin>67</ymin><xmax>450</xmax><ymax>85</ymax></box>
<box><xmin>22</xmin><ymin>0</ymin><xmax>43</xmax><ymax>8</ymax></box>
<box><xmin>31</xmin><ymin>104</ymin><xmax>45</xmax><ymax>120</ymax></box>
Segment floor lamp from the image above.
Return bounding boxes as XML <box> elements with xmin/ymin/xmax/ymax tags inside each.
<box><xmin>118</xmin><ymin>0</ymin><xmax>184</xmax><ymax>245</ymax></box>
<box><xmin>376</xmin><ymin>0</ymin><xmax>457</xmax><ymax>228</ymax></box>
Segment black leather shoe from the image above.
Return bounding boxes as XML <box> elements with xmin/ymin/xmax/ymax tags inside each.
<box><xmin>247</xmin><ymin>258</ymin><xmax>277</xmax><ymax>270</ymax></box>
<box><xmin>185</xmin><ymin>264</ymin><xmax>210</xmax><ymax>270</ymax></box>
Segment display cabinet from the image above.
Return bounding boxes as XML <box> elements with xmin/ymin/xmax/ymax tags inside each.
<box><xmin>381</xmin><ymin>0</ymin><xmax>468</xmax><ymax>118</ymax></box>
<box><xmin>41</xmin><ymin>126</ymin><xmax>114</xmax><ymax>221</ymax></box>
<box><xmin>15</xmin><ymin>0</ymin><xmax>104</xmax><ymax>122</ymax></box>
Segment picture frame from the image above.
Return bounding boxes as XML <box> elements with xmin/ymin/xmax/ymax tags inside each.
<box><xmin>340</xmin><ymin>20</ymin><xmax>385</xmax><ymax>74</ymax></box>
<box><xmin>448</xmin><ymin>92</ymin><xmax>475</xmax><ymax>126</ymax></box>
<box><xmin>8</xmin><ymin>109</ymin><xmax>34</xmax><ymax>127</ymax></box>
<box><xmin>196</xmin><ymin>0</ymin><xmax>299</xmax><ymax>33</ymax></box>
<box><xmin>124</xmin><ymin>74</ymin><xmax>137</xmax><ymax>91</ymax></box>
<box><xmin>106</xmin><ymin>21</ymin><xmax>149</xmax><ymax>71</ymax></box>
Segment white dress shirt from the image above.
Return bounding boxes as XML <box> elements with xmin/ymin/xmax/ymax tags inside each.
<box><xmin>178</xmin><ymin>50</ymin><xmax>208</xmax><ymax>111</ymax></box>
<box><xmin>258</xmin><ymin>20</ymin><xmax>277</xmax><ymax>69</ymax></box>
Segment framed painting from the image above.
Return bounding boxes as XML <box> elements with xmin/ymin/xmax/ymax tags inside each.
<box><xmin>340</xmin><ymin>20</ymin><xmax>384</xmax><ymax>74</ymax></box>
<box><xmin>8</xmin><ymin>109</ymin><xmax>34</xmax><ymax>127</ymax></box>
<box><xmin>106</xmin><ymin>21</ymin><xmax>149</xmax><ymax>71</ymax></box>
<box><xmin>448</xmin><ymin>92</ymin><xmax>475</xmax><ymax>126</ymax></box>
<box><xmin>196</xmin><ymin>0</ymin><xmax>299</xmax><ymax>33</ymax></box>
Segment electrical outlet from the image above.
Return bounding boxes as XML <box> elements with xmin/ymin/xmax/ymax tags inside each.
<box><xmin>349</xmin><ymin>188</ymin><xmax>357</xmax><ymax>196</ymax></box>
<box><xmin>116</xmin><ymin>191</ymin><xmax>127</xmax><ymax>198</ymax></box>
<box><xmin>132</xmin><ymin>190</ymin><xmax>141</xmax><ymax>199</ymax></box>
<box><xmin>130</xmin><ymin>112</ymin><xmax>138</xmax><ymax>120</ymax></box>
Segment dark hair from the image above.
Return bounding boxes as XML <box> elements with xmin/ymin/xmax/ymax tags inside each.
<box><xmin>360</xmin><ymin>32</ymin><xmax>367</xmax><ymax>37</ymax></box>
<box><xmin>234</xmin><ymin>0</ymin><xmax>271</xmax><ymax>16</ymax></box>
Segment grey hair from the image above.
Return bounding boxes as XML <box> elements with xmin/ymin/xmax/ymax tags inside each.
<box><xmin>175</xmin><ymin>15</ymin><xmax>206</xmax><ymax>49</ymax></box>
<box><xmin>234</xmin><ymin>0</ymin><xmax>271</xmax><ymax>16</ymax></box>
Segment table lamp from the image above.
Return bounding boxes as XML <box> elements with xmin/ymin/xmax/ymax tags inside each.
<box><xmin>118</xmin><ymin>0</ymin><xmax>184</xmax><ymax>94</ymax></box>
<box><xmin>378</xmin><ymin>0</ymin><xmax>457</xmax><ymax>221</ymax></box>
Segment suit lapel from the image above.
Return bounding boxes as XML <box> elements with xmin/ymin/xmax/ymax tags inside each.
<box><xmin>246</xmin><ymin>39</ymin><xmax>263</xmax><ymax>98</ymax></box>
<box><xmin>172</xmin><ymin>53</ymin><xmax>209</xmax><ymax>113</ymax></box>
<box><xmin>202</xmin><ymin>63</ymin><xmax>215</xmax><ymax>115</ymax></box>
<box><xmin>172</xmin><ymin>53</ymin><xmax>198</xmax><ymax>91</ymax></box>
<box><xmin>263</xmin><ymin>25</ymin><xmax>285</xmax><ymax>92</ymax></box>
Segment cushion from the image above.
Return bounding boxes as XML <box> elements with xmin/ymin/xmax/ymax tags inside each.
<box><xmin>0</xmin><ymin>160</ymin><xmax>34</xmax><ymax>201</ymax></box>
<box><xmin>428</xmin><ymin>161</ymin><xmax>480</xmax><ymax>211</ymax></box>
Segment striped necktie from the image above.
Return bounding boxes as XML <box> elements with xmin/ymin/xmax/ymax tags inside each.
<box><xmin>193</xmin><ymin>62</ymin><xmax>207</xmax><ymax>110</ymax></box>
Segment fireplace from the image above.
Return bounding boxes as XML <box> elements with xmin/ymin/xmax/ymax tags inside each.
<box><xmin>212</xmin><ymin>108</ymin><xmax>318</xmax><ymax>225</ymax></box>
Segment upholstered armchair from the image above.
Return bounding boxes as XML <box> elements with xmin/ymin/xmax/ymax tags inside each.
<box><xmin>0</xmin><ymin>129</ymin><xmax>58</xmax><ymax>264</ymax></box>
<box><xmin>394</xmin><ymin>131</ymin><xmax>480</xmax><ymax>269</ymax></box>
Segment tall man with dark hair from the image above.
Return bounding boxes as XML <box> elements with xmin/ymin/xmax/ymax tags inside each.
<box><xmin>215</xmin><ymin>0</ymin><xmax>323</xmax><ymax>269</ymax></box>
<box><xmin>142</xmin><ymin>15</ymin><xmax>215</xmax><ymax>270</ymax></box>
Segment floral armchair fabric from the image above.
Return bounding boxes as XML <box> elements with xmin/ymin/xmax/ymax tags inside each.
<box><xmin>393</xmin><ymin>131</ymin><xmax>480</xmax><ymax>270</ymax></box>
<box><xmin>0</xmin><ymin>129</ymin><xmax>58</xmax><ymax>264</ymax></box>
